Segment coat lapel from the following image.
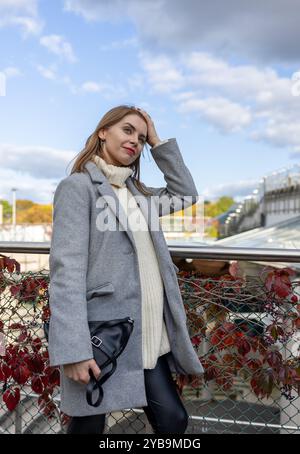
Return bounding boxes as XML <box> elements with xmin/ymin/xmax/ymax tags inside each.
<box><xmin>84</xmin><ymin>160</ymin><xmax>160</xmax><ymax>254</ymax></box>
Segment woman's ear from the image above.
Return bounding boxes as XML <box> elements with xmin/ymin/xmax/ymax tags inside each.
<box><xmin>98</xmin><ymin>127</ymin><xmax>106</xmax><ymax>141</ymax></box>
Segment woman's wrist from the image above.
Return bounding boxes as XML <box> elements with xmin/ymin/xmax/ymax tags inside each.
<box><xmin>150</xmin><ymin>137</ymin><xmax>162</xmax><ymax>148</ymax></box>
<box><xmin>151</xmin><ymin>139</ymin><xmax>170</xmax><ymax>149</ymax></box>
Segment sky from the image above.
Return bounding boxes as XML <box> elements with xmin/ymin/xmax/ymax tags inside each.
<box><xmin>1</xmin><ymin>0</ymin><xmax>300</xmax><ymax>205</ymax></box>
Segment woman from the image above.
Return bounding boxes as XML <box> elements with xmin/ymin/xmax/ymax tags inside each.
<box><xmin>48</xmin><ymin>104</ymin><xmax>204</xmax><ymax>434</ymax></box>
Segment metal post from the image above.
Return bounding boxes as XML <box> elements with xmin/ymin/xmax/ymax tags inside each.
<box><xmin>11</xmin><ymin>187</ymin><xmax>17</xmax><ymax>241</ymax></box>
<box><xmin>14</xmin><ymin>404</ymin><xmax>22</xmax><ymax>434</ymax></box>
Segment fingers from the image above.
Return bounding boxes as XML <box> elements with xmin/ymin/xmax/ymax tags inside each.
<box><xmin>133</xmin><ymin>106</ymin><xmax>152</xmax><ymax>121</ymax></box>
<box><xmin>72</xmin><ymin>369</ymin><xmax>90</xmax><ymax>385</ymax></box>
<box><xmin>76</xmin><ymin>362</ymin><xmax>101</xmax><ymax>384</ymax></box>
<box><xmin>79</xmin><ymin>374</ymin><xmax>90</xmax><ymax>385</ymax></box>
<box><xmin>66</xmin><ymin>371</ymin><xmax>90</xmax><ymax>385</ymax></box>
<box><xmin>90</xmin><ymin>361</ymin><xmax>101</xmax><ymax>380</ymax></box>
<box><xmin>63</xmin><ymin>360</ymin><xmax>101</xmax><ymax>385</ymax></box>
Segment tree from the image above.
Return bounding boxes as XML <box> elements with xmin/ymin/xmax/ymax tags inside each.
<box><xmin>16</xmin><ymin>200</ymin><xmax>35</xmax><ymax>212</ymax></box>
<box><xmin>0</xmin><ymin>200</ymin><xmax>12</xmax><ymax>223</ymax></box>
<box><xmin>17</xmin><ymin>204</ymin><xmax>52</xmax><ymax>224</ymax></box>
<box><xmin>217</xmin><ymin>196</ymin><xmax>235</xmax><ymax>213</ymax></box>
<box><xmin>204</xmin><ymin>196</ymin><xmax>235</xmax><ymax>218</ymax></box>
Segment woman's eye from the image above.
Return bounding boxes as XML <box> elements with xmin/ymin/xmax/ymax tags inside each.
<box><xmin>123</xmin><ymin>128</ymin><xmax>145</xmax><ymax>144</ymax></box>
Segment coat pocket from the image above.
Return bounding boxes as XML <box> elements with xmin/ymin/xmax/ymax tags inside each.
<box><xmin>86</xmin><ymin>282</ymin><xmax>115</xmax><ymax>301</ymax></box>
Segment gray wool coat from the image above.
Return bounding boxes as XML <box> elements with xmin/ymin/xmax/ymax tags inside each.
<box><xmin>48</xmin><ymin>137</ymin><xmax>204</xmax><ymax>417</ymax></box>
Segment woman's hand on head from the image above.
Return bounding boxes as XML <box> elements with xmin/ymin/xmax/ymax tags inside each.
<box><xmin>63</xmin><ymin>359</ymin><xmax>101</xmax><ymax>385</ymax></box>
<box><xmin>133</xmin><ymin>107</ymin><xmax>161</xmax><ymax>148</ymax></box>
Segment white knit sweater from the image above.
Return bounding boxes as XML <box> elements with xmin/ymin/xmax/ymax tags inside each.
<box><xmin>91</xmin><ymin>151</ymin><xmax>171</xmax><ymax>369</ymax></box>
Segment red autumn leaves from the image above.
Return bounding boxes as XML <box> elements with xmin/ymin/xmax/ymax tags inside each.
<box><xmin>265</xmin><ymin>267</ymin><xmax>295</xmax><ymax>298</ymax></box>
<box><xmin>0</xmin><ymin>257</ymin><xmax>59</xmax><ymax>415</ymax></box>
<box><xmin>10</xmin><ymin>277</ymin><xmax>48</xmax><ymax>304</ymax></box>
<box><xmin>179</xmin><ymin>267</ymin><xmax>300</xmax><ymax>399</ymax></box>
<box><xmin>0</xmin><ymin>256</ymin><xmax>21</xmax><ymax>296</ymax></box>
<box><xmin>0</xmin><ymin>342</ymin><xmax>60</xmax><ymax>412</ymax></box>
<box><xmin>1</xmin><ymin>253</ymin><xmax>300</xmax><ymax>417</ymax></box>
<box><xmin>3</xmin><ymin>387</ymin><xmax>20</xmax><ymax>412</ymax></box>
<box><xmin>204</xmin><ymin>324</ymin><xmax>300</xmax><ymax>398</ymax></box>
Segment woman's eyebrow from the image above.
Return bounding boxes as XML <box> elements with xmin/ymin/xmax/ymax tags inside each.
<box><xmin>123</xmin><ymin>122</ymin><xmax>147</xmax><ymax>139</ymax></box>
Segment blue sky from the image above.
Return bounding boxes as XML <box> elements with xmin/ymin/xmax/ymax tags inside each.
<box><xmin>1</xmin><ymin>0</ymin><xmax>300</xmax><ymax>204</ymax></box>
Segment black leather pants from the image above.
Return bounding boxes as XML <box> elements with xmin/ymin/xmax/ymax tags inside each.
<box><xmin>66</xmin><ymin>352</ymin><xmax>189</xmax><ymax>434</ymax></box>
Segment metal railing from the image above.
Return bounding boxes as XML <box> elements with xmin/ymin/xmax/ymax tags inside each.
<box><xmin>0</xmin><ymin>242</ymin><xmax>300</xmax><ymax>434</ymax></box>
<box><xmin>1</xmin><ymin>241</ymin><xmax>300</xmax><ymax>261</ymax></box>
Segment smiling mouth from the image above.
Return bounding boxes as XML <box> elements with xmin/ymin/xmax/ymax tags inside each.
<box><xmin>123</xmin><ymin>147</ymin><xmax>135</xmax><ymax>156</ymax></box>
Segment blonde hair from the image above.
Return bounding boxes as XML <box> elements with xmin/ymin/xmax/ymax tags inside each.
<box><xmin>69</xmin><ymin>104</ymin><xmax>153</xmax><ymax>196</ymax></box>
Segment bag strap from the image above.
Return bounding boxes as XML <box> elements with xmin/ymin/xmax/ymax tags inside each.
<box><xmin>86</xmin><ymin>349</ymin><xmax>117</xmax><ymax>407</ymax></box>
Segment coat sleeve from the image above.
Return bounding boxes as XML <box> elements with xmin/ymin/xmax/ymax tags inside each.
<box><xmin>48</xmin><ymin>173</ymin><xmax>94</xmax><ymax>367</ymax></box>
<box><xmin>144</xmin><ymin>138</ymin><xmax>199</xmax><ymax>217</ymax></box>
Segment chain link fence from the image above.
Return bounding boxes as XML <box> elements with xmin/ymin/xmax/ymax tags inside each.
<box><xmin>0</xmin><ymin>251</ymin><xmax>300</xmax><ymax>434</ymax></box>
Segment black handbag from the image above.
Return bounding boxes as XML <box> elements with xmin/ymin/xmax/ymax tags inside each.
<box><xmin>86</xmin><ymin>317</ymin><xmax>134</xmax><ymax>407</ymax></box>
<box><xmin>43</xmin><ymin>317</ymin><xmax>134</xmax><ymax>408</ymax></box>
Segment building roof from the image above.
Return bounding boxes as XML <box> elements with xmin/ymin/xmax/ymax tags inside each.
<box><xmin>216</xmin><ymin>215</ymin><xmax>300</xmax><ymax>250</ymax></box>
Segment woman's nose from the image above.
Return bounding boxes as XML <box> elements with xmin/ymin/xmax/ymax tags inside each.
<box><xmin>130</xmin><ymin>136</ymin><xmax>138</xmax><ymax>145</ymax></box>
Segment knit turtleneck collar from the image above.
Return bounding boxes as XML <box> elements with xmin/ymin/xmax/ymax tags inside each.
<box><xmin>92</xmin><ymin>154</ymin><xmax>134</xmax><ymax>188</ymax></box>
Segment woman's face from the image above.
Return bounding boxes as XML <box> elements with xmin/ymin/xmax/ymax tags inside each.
<box><xmin>98</xmin><ymin>113</ymin><xmax>148</xmax><ymax>166</ymax></box>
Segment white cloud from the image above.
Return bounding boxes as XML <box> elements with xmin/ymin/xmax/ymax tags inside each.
<box><xmin>0</xmin><ymin>142</ymin><xmax>79</xmax><ymax>203</ymax></box>
<box><xmin>61</xmin><ymin>1</ymin><xmax>300</xmax><ymax>150</ymax></box>
<box><xmin>176</xmin><ymin>96</ymin><xmax>252</xmax><ymax>133</ymax></box>
<box><xmin>0</xmin><ymin>0</ymin><xmax>36</xmax><ymax>14</ymax></box>
<box><xmin>81</xmin><ymin>81</ymin><xmax>105</xmax><ymax>93</ymax></box>
<box><xmin>61</xmin><ymin>1</ymin><xmax>300</xmax><ymax>149</ymax></box>
<box><xmin>63</xmin><ymin>0</ymin><xmax>300</xmax><ymax>64</ymax></box>
<box><xmin>40</xmin><ymin>34</ymin><xmax>77</xmax><ymax>63</ymax></box>
<box><xmin>251</xmin><ymin>122</ymin><xmax>300</xmax><ymax>149</ymax></box>
<box><xmin>0</xmin><ymin>143</ymin><xmax>75</xmax><ymax>179</ymax></box>
<box><xmin>2</xmin><ymin>66</ymin><xmax>22</xmax><ymax>78</ymax></box>
<box><xmin>0</xmin><ymin>166</ymin><xmax>57</xmax><ymax>204</ymax></box>
<box><xmin>34</xmin><ymin>63</ymin><xmax>78</xmax><ymax>93</ymax></box>
<box><xmin>139</xmin><ymin>52</ymin><xmax>185</xmax><ymax>93</ymax></box>
<box><xmin>63</xmin><ymin>0</ymin><xmax>128</xmax><ymax>22</ymax></box>
<box><xmin>0</xmin><ymin>0</ymin><xmax>43</xmax><ymax>36</ymax></box>
<box><xmin>36</xmin><ymin>63</ymin><xmax>57</xmax><ymax>80</ymax></box>
<box><xmin>99</xmin><ymin>36</ymin><xmax>139</xmax><ymax>52</ymax></box>
<box><xmin>202</xmin><ymin>179</ymin><xmax>259</xmax><ymax>201</ymax></box>
<box><xmin>35</xmin><ymin>66</ymin><xmax>130</xmax><ymax>98</ymax></box>
<box><xmin>181</xmin><ymin>52</ymin><xmax>284</xmax><ymax>102</ymax></box>
<box><xmin>81</xmin><ymin>80</ymin><xmax>128</xmax><ymax>99</ymax></box>
<box><xmin>138</xmin><ymin>49</ymin><xmax>300</xmax><ymax>149</ymax></box>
